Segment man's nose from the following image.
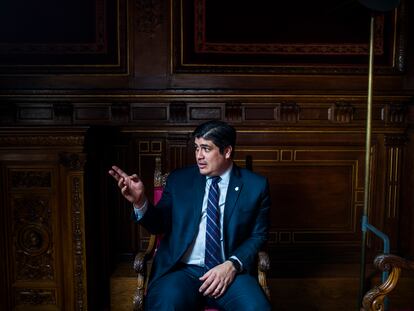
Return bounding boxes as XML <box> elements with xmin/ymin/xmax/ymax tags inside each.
<box><xmin>196</xmin><ymin>150</ymin><xmax>204</xmax><ymax>159</ymax></box>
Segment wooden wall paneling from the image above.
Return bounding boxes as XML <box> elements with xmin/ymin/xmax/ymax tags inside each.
<box><xmin>399</xmin><ymin>127</ymin><xmax>414</xmax><ymax>257</ymax></box>
<box><xmin>132</xmin><ymin>0</ymin><xmax>169</xmax><ymax>88</ymax></box>
<box><xmin>169</xmin><ymin>0</ymin><xmax>411</xmax><ymax>91</ymax></box>
<box><xmin>0</xmin><ymin>130</ymin><xmax>87</xmax><ymax>311</ymax></box>
<box><xmin>231</xmin><ymin>125</ymin><xmax>406</xmax><ymax>277</ymax></box>
<box><xmin>382</xmin><ymin>134</ymin><xmax>407</xmax><ymax>251</ymax></box>
<box><xmin>0</xmin><ymin>0</ymin><xmax>129</xmax><ymax>89</ymax></box>
<box><xmin>6</xmin><ymin>165</ymin><xmax>60</xmax><ymax>310</ymax></box>
<box><xmin>59</xmin><ymin>152</ymin><xmax>88</xmax><ymax>311</ymax></box>
<box><xmin>234</xmin><ymin>141</ymin><xmax>366</xmax><ymax>264</ymax></box>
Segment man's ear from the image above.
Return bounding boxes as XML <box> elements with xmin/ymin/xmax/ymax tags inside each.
<box><xmin>224</xmin><ymin>146</ymin><xmax>232</xmax><ymax>159</ymax></box>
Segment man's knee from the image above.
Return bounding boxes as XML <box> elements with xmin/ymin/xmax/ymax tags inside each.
<box><xmin>250</xmin><ymin>298</ymin><xmax>271</xmax><ymax>311</ymax></box>
<box><xmin>146</xmin><ymin>286</ymin><xmax>187</xmax><ymax>309</ymax></box>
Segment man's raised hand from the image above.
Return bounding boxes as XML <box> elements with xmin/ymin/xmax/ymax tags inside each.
<box><xmin>108</xmin><ymin>165</ymin><xmax>146</xmax><ymax>206</ymax></box>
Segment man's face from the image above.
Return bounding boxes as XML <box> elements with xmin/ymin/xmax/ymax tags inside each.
<box><xmin>194</xmin><ymin>137</ymin><xmax>232</xmax><ymax>177</ymax></box>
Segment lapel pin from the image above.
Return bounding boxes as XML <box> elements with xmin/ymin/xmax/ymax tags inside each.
<box><xmin>235</xmin><ymin>187</ymin><xmax>239</xmax><ymax>191</ymax></box>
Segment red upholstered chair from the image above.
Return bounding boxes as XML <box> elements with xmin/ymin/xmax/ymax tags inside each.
<box><xmin>132</xmin><ymin>157</ymin><xmax>270</xmax><ymax>310</ymax></box>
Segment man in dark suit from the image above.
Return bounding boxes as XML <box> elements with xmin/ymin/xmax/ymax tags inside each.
<box><xmin>109</xmin><ymin>120</ymin><xmax>271</xmax><ymax>311</ymax></box>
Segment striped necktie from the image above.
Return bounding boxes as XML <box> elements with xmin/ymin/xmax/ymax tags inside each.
<box><xmin>205</xmin><ymin>176</ymin><xmax>222</xmax><ymax>270</ymax></box>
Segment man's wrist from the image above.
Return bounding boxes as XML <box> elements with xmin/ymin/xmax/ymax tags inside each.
<box><xmin>133</xmin><ymin>197</ymin><xmax>147</xmax><ymax>209</ymax></box>
<box><xmin>227</xmin><ymin>258</ymin><xmax>242</xmax><ymax>273</ymax></box>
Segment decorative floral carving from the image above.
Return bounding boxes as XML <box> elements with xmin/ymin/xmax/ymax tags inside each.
<box><xmin>0</xmin><ymin>136</ymin><xmax>84</xmax><ymax>146</ymax></box>
<box><xmin>13</xmin><ymin>196</ymin><xmax>54</xmax><ymax>280</ymax></box>
<box><xmin>15</xmin><ymin>288</ymin><xmax>56</xmax><ymax>305</ymax></box>
<box><xmin>11</xmin><ymin>171</ymin><xmax>51</xmax><ymax>189</ymax></box>
<box><xmin>136</xmin><ymin>0</ymin><xmax>163</xmax><ymax>34</ymax></box>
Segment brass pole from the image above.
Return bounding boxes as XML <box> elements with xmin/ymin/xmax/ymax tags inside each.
<box><xmin>359</xmin><ymin>14</ymin><xmax>375</xmax><ymax>307</ymax></box>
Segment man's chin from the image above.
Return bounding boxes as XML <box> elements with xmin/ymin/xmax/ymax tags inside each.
<box><xmin>198</xmin><ymin>167</ymin><xmax>209</xmax><ymax>176</ymax></box>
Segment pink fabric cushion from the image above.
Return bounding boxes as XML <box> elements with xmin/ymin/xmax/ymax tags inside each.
<box><xmin>154</xmin><ymin>186</ymin><xmax>163</xmax><ymax>204</ymax></box>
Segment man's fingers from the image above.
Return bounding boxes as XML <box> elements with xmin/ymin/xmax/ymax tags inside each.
<box><xmin>199</xmin><ymin>274</ymin><xmax>213</xmax><ymax>293</ymax></box>
<box><xmin>111</xmin><ymin>165</ymin><xmax>129</xmax><ymax>178</ymax></box>
<box><xmin>199</xmin><ymin>271</ymin><xmax>210</xmax><ymax>282</ymax></box>
<box><xmin>121</xmin><ymin>185</ymin><xmax>129</xmax><ymax>196</ymax></box>
<box><xmin>131</xmin><ymin>174</ymin><xmax>140</xmax><ymax>182</ymax></box>
<box><xmin>117</xmin><ymin>177</ymin><xmax>125</xmax><ymax>189</ymax></box>
<box><xmin>202</xmin><ymin>278</ymin><xmax>220</xmax><ymax>296</ymax></box>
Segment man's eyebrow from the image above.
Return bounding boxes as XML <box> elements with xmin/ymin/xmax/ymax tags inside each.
<box><xmin>194</xmin><ymin>143</ymin><xmax>212</xmax><ymax>148</ymax></box>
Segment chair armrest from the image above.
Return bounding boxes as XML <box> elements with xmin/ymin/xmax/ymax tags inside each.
<box><xmin>361</xmin><ymin>254</ymin><xmax>414</xmax><ymax>311</ymax></box>
<box><xmin>133</xmin><ymin>235</ymin><xmax>158</xmax><ymax>311</ymax></box>
<box><xmin>258</xmin><ymin>251</ymin><xmax>270</xmax><ymax>272</ymax></box>
<box><xmin>257</xmin><ymin>251</ymin><xmax>271</xmax><ymax>300</ymax></box>
<box><xmin>374</xmin><ymin>253</ymin><xmax>414</xmax><ymax>272</ymax></box>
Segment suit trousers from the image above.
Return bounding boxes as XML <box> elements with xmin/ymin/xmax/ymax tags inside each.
<box><xmin>145</xmin><ymin>263</ymin><xmax>271</xmax><ymax>311</ymax></box>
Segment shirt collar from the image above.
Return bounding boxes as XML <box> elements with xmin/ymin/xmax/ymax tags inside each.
<box><xmin>207</xmin><ymin>162</ymin><xmax>233</xmax><ymax>185</ymax></box>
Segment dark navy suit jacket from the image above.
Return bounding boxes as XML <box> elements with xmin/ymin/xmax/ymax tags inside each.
<box><xmin>134</xmin><ymin>164</ymin><xmax>271</xmax><ymax>288</ymax></box>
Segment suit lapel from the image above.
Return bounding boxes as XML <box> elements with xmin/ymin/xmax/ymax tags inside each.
<box><xmin>223</xmin><ymin>165</ymin><xmax>243</xmax><ymax>228</ymax></box>
<box><xmin>191</xmin><ymin>171</ymin><xmax>206</xmax><ymax>231</ymax></box>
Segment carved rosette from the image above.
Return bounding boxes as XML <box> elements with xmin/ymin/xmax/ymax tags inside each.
<box><xmin>13</xmin><ymin>196</ymin><xmax>54</xmax><ymax>281</ymax></box>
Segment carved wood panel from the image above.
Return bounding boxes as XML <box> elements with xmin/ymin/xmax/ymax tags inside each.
<box><xmin>0</xmin><ymin>132</ymin><xmax>87</xmax><ymax>311</ymax></box>
<box><xmin>174</xmin><ymin>0</ymin><xmax>407</xmax><ymax>74</ymax></box>
<box><xmin>235</xmin><ymin>146</ymin><xmax>366</xmax><ymax>259</ymax></box>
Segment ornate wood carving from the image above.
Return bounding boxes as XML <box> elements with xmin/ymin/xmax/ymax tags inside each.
<box><xmin>361</xmin><ymin>254</ymin><xmax>414</xmax><ymax>311</ymax></box>
<box><xmin>13</xmin><ymin>196</ymin><xmax>54</xmax><ymax>280</ymax></box>
<box><xmin>59</xmin><ymin>153</ymin><xmax>86</xmax><ymax>171</ymax></box>
<box><xmin>54</xmin><ymin>103</ymin><xmax>74</xmax><ymax>122</ymax></box>
<box><xmin>136</xmin><ymin>0</ymin><xmax>163</xmax><ymax>34</ymax></box>
<box><xmin>15</xmin><ymin>288</ymin><xmax>56</xmax><ymax>305</ymax></box>
<box><xmin>71</xmin><ymin>176</ymin><xmax>87</xmax><ymax>310</ymax></box>
<box><xmin>381</xmin><ymin>103</ymin><xmax>407</xmax><ymax>124</ymax></box>
<box><xmin>328</xmin><ymin>103</ymin><xmax>354</xmax><ymax>123</ymax></box>
<box><xmin>11</xmin><ymin>171</ymin><xmax>52</xmax><ymax>189</ymax></box>
<box><xmin>1</xmin><ymin>97</ymin><xmax>411</xmax><ymax>126</ymax></box>
<box><xmin>225</xmin><ymin>102</ymin><xmax>243</xmax><ymax>122</ymax></box>
<box><xmin>0</xmin><ymin>136</ymin><xmax>84</xmax><ymax>147</ymax></box>
<box><xmin>276</xmin><ymin>103</ymin><xmax>300</xmax><ymax>123</ymax></box>
<box><xmin>169</xmin><ymin>102</ymin><xmax>187</xmax><ymax>123</ymax></box>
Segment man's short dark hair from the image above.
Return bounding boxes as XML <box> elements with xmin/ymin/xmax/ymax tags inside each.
<box><xmin>192</xmin><ymin>120</ymin><xmax>236</xmax><ymax>156</ymax></box>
